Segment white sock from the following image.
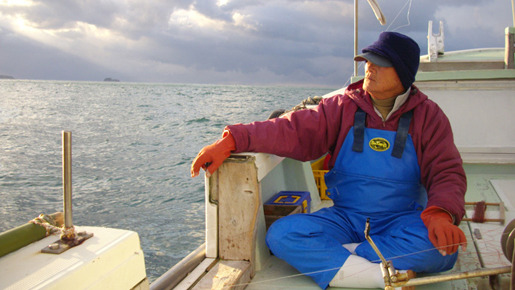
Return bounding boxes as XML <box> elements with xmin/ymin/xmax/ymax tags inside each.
<box><xmin>329</xmin><ymin>255</ymin><xmax>385</xmax><ymax>289</ymax></box>
<box><xmin>342</xmin><ymin>242</ymin><xmax>361</xmax><ymax>254</ymax></box>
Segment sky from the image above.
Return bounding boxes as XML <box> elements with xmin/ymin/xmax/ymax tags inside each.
<box><xmin>0</xmin><ymin>0</ymin><xmax>513</xmax><ymax>87</ymax></box>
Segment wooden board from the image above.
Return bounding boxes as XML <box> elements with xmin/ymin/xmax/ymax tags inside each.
<box><xmin>467</xmin><ymin>222</ymin><xmax>511</xmax><ymax>268</ymax></box>
<box><xmin>491</xmin><ymin>179</ymin><xmax>515</xmax><ymax>211</ymax></box>
<box><xmin>192</xmin><ymin>260</ymin><xmax>251</xmax><ymax>290</ymax></box>
<box><xmin>174</xmin><ymin>258</ymin><xmax>217</xmax><ymax>290</ymax></box>
<box><xmin>458</xmin><ymin>165</ymin><xmax>515</xmax><ymax>288</ymax></box>
<box><xmin>215</xmin><ymin>157</ymin><xmax>261</xmax><ymax>265</ymax></box>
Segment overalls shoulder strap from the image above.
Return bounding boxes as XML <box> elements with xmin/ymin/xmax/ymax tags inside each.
<box><xmin>391</xmin><ymin>110</ymin><xmax>413</xmax><ymax>158</ymax></box>
<box><xmin>351</xmin><ymin>108</ymin><xmax>413</xmax><ymax>158</ymax></box>
<box><xmin>351</xmin><ymin>108</ymin><xmax>366</xmax><ymax>153</ymax></box>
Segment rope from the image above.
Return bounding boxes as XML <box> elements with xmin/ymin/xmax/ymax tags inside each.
<box><xmin>29</xmin><ymin>214</ymin><xmax>61</xmax><ymax>236</ymax></box>
<box><xmin>29</xmin><ymin>213</ymin><xmax>77</xmax><ymax>240</ymax></box>
<box><xmin>61</xmin><ymin>226</ymin><xmax>77</xmax><ymax>240</ymax></box>
<box><xmin>387</xmin><ymin>0</ymin><xmax>413</xmax><ymax>32</ymax></box>
<box><xmin>226</xmin><ymin>241</ymin><xmax>471</xmax><ymax>289</ymax></box>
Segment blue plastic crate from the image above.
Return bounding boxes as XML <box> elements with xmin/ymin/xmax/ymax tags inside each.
<box><xmin>265</xmin><ymin>191</ymin><xmax>311</xmax><ymax>213</ymax></box>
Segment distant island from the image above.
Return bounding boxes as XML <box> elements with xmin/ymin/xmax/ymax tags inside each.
<box><xmin>104</xmin><ymin>77</ymin><xmax>120</xmax><ymax>82</ymax></box>
<box><xmin>0</xmin><ymin>75</ymin><xmax>14</xmax><ymax>79</ymax></box>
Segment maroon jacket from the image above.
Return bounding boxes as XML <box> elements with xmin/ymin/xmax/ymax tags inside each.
<box><xmin>227</xmin><ymin>80</ymin><xmax>466</xmax><ymax>223</ymax></box>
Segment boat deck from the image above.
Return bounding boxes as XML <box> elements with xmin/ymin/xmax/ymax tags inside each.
<box><xmin>246</xmin><ymin>163</ymin><xmax>515</xmax><ymax>289</ymax></box>
<box><xmin>156</xmin><ymin>25</ymin><xmax>515</xmax><ymax>290</ymax></box>
<box><xmin>0</xmin><ymin>226</ymin><xmax>149</xmax><ymax>290</ymax></box>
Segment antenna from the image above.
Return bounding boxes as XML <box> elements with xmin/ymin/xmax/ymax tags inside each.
<box><xmin>367</xmin><ymin>0</ymin><xmax>386</xmax><ymax>26</ymax></box>
<box><xmin>512</xmin><ymin>0</ymin><xmax>515</xmax><ymax>27</ymax></box>
<box><xmin>354</xmin><ymin>0</ymin><xmax>387</xmax><ymax>77</ymax></box>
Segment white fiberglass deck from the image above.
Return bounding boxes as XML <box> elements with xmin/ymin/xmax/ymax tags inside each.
<box><xmin>246</xmin><ymin>163</ymin><xmax>515</xmax><ymax>290</ymax></box>
<box><xmin>0</xmin><ymin>226</ymin><xmax>148</xmax><ymax>290</ymax></box>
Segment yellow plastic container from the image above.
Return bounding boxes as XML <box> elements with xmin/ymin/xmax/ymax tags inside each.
<box><xmin>311</xmin><ymin>157</ymin><xmax>330</xmax><ymax>200</ymax></box>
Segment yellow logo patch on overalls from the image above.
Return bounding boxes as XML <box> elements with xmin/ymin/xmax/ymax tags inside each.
<box><xmin>369</xmin><ymin>137</ymin><xmax>390</xmax><ymax>152</ymax></box>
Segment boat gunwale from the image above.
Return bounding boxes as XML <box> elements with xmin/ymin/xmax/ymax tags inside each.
<box><xmin>150</xmin><ymin>243</ymin><xmax>206</xmax><ymax>290</ymax></box>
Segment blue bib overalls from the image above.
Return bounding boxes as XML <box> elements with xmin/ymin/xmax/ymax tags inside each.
<box><xmin>266</xmin><ymin>109</ymin><xmax>458</xmax><ymax>289</ymax></box>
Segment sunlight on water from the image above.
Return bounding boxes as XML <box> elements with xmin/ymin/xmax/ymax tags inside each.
<box><xmin>0</xmin><ymin>80</ymin><xmax>335</xmax><ymax>281</ymax></box>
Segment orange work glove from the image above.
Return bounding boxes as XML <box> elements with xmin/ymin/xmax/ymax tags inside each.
<box><xmin>191</xmin><ymin>131</ymin><xmax>236</xmax><ymax>178</ymax></box>
<box><xmin>420</xmin><ymin>206</ymin><xmax>467</xmax><ymax>256</ymax></box>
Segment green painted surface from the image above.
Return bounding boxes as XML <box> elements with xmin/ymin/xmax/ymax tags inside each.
<box><xmin>416</xmin><ymin>69</ymin><xmax>515</xmax><ymax>82</ymax></box>
<box><xmin>352</xmin><ymin>69</ymin><xmax>515</xmax><ymax>84</ymax></box>
<box><xmin>464</xmin><ymin>164</ymin><xmax>515</xmax><ymax>202</ymax></box>
<box><xmin>0</xmin><ymin>223</ymin><xmax>47</xmax><ymax>258</ymax></box>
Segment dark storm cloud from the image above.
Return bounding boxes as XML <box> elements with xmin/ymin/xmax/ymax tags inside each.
<box><xmin>0</xmin><ymin>28</ymin><xmax>125</xmax><ymax>81</ymax></box>
<box><xmin>0</xmin><ymin>0</ymin><xmax>513</xmax><ymax>86</ymax></box>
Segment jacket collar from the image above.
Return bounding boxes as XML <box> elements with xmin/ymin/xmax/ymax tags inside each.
<box><xmin>345</xmin><ymin>79</ymin><xmax>427</xmax><ymax>119</ymax></box>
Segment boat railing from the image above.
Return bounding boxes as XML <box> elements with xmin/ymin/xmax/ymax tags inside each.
<box><xmin>150</xmin><ymin>153</ymin><xmax>321</xmax><ymax>289</ymax></box>
<box><xmin>150</xmin><ymin>243</ymin><xmax>206</xmax><ymax>290</ymax></box>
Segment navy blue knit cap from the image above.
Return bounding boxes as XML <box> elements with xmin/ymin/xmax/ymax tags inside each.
<box><xmin>355</xmin><ymin>32</ymin><xmax>420</xmax><ymax>91</ymax></box>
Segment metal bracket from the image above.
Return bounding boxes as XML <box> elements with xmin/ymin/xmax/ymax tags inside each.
<box><xmin>41</xmin><ymin>231</ymin><xmax>94</xmax><ymax>254</ymax></box>
<box><xmin>364</xmin><ymin>218</ymin><xmax>412</xmax><ymax>289</ymax></box>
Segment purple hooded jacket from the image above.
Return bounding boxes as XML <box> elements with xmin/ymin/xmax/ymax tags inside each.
<box><xmin>226</xmin><ymin>80</ymin><xmax>466</xmax><ymax>223</ymax></box>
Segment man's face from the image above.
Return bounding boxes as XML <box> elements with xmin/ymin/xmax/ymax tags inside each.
<box><xmin>363</xmin><ymin>62</ymin><xmax>405</xmax><ymax>100</ymax></box>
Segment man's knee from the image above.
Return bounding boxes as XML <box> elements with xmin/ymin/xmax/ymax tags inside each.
<box><xmin>265</xmin><ymin>214</ymin><xmax>312</xmax><ymax>253</ymax></box>
<box><xmin>406</xmin><ymin>249</ymin><xmax>458</xmax><ymax>273</ymax></box>
<box><xmin>266</xmin><ymin>215</ymin><xmax>294</xmax><ymax>253</ymax></box>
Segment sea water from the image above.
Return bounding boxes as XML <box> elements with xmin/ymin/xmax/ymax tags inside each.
<box><xmin>0</xmin><ymin>80</ymin><xmax>336</xmax><ymax>281</ymax></box>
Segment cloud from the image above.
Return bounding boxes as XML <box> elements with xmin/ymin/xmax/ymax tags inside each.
<box><xmin>0</xmin><ymin>0</ymin><xmax>513</xmax><ymax>86</ymax></box>
<box><xmin>433</xmin><ymin>0</ymin><xmax>513</xmax><ymax>49</ymax></box>
<box><xmin>0</xmin><ymin>27</ymin><xmax>124</xmax><ymax>81</ymax></box>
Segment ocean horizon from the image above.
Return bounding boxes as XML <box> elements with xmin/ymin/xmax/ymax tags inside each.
<box><xmin>0</xmin><ymin>79</ymin><xmax>337</xmax><ymax>281</ymax></box>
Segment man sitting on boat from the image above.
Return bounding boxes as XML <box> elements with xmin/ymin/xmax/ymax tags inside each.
<box><xmin>191</xmin><ymin>32</ymin><xmax>467</xmax><ymax>289</ymax></box>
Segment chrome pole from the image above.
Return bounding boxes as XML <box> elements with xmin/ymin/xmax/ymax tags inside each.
<box><xmin>396</xmin><ymin>266</ymin><xmax>511</xmax><ymax>287</ymax></box>
<box><xmin>512</xmin><ymin>0</ymin><xmax>515</xmax><ymax>27</ymax></box>
<box><xmin>354</xmin><ymin>0</ymin><xmax>358</xmax><ymax>77</ymax></box>
<box><xmin>40</xmin><ymin>132</ymin><xmax>92</xmax><ymax>253</ymax></box>
<box><xmin>62</xmin><ymin>131</ymin><xmax>73</xmax><ymax>229</ymax></box>
<box><xmin>511</xmin><ymin>249</ymin><xmax>514</xmax><ymax>290</ymax></box>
